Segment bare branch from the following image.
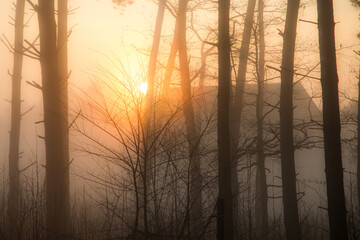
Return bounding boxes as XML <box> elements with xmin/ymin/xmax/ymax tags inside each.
<box><xmin>26</xmin><ymin>80</ymin><xmax>42</xmax><ymax>90</ymax></box>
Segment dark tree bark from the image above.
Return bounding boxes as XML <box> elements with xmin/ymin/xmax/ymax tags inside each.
<box><xmin>317</xmin><ymin>0</ymin><xmax>348</xmax><ymax>239</ymax></box>
<box><xmin>230</xmin><ymin>0</ymin><xmax>256</xmax><ymax>235</ymax></box>
<box><xmin>7</xmin><ymin>0</ymin><xmax>25</xmax><ymax>238</ymax></box>
<box><xmin>358</xmin><ymin>62</ymin><xmax>360</xmax><ymax>209</ymax></box>
<box><xmin>254</xmin><ymin>0</ymin><xmax>268</xmax><ymax>237</ymax></box>
<box><xmin>57</xmin><ymin>0</ymin><xmax>71</xmax><ymax>235</ymax></box>
<box><xmin>177</xmin><ymin>0</ymin><xmax>203</xmax><ymax>237</ymax></box>
<box><xmin>37</xmin><ymin>0</ymin><xmax>70</xmax><ymax>238</ymax></box>
<box><xmin>279</xmin><ymin>0</ymin><xmax>302</xmax><ymax>239</ymax></box>
<box><xmin>218</xmin><ymin>0</ymin><xmax>234</xmax><ymax>239</ymax></box>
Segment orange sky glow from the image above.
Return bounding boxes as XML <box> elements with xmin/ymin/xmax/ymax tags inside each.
<box><xmin>0</xmin><ymin>0</ymin><xmax>359</xmax><ymax>155</ymax></box>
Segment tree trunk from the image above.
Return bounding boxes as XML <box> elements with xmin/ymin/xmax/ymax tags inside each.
<box><xmin>317</xmin><ymin>0</ymin><xmax>348</xmax><ymax>239</ymax></box>
<box><xmin>218</xmin><ymin>0</ymin><xmax>234</xmax><ymax>239</ymax></box>
<box><xmin>279</xmin><ymin>0</ymin><xmax>302</xmax><ymax>239</ymax></box>
<box><xmin>37</xmin><ymin>0</ymin><xmax>70</xmax><ymax>238</ymax></box>
<box><xmin>57</xmin><ymin>0</ymin><xmax>71</xmax><ymax>235</ymax></box>
<box><xmin>231</xmin><ymin>0</ymin><xmax>256</xmax><ymax>148</ymax></box>
<box><xmin>358</xmin><ymin>61</ymin><xmax>360</xmax><ymax>210</ymax></box>
<box><xmin>177</xmin><ymin>0</ymin><xmax>203</xmax><ymax>237</ymax></box>
<box><xmin>142</xmin><ymin>0</ymin><xmax>166</xmax><ymax>237</ymax></box>
<box><xmin>230</xmin><ymin>0</ymin><xmax>256</xmax><ymax>235</ymax></box>
<box><xmin>197</xmin><ymin>43</ymin><xmax>213</xmax><ymax>129</ymax></box>
<box><xmin>145</xmin><ymin>0</ymin><xmax>166</xmax><ymax>119</ymax></box>
<box><xmin>162</xmin><ymin>18</ymin><xmax>178</xmax><ymax>99</ymax></box>
<box><xmin>7</xmin><ymin>0</ymin><xmax>25</xmax><ymax>239</ymax></box>
<box><xmin>254</xmin><ymin>0</ymin><xmax>268</xmax><ymax>237</ymax></box>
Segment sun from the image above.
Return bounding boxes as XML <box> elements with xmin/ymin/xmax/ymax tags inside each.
<box><xmin>139</xmin><ymin>82</ymin><xmax>148</xmax><ymax>94</ymax></box>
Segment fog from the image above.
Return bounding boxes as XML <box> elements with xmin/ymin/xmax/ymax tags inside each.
<box><xmin>0</xmin><ymin>0</ymin><xmax>360</xmax><ymax>239</ymax></box>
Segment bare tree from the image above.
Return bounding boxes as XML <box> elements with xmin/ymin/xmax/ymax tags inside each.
<box><xmin>177</xmin><ymin>0</ymin><xmax>203</xmax><ymax>237</ymax></box>
<box><xmin>231</xmin><ymin>0</ymin><xmax>256</xmax><ymax>146</ymax></box>
<box><xmin>37</xmin><ymin>0</ymin><xmax>71</xmax><ymax>238</ymax></box>
<box><xmin>58</xmin><ymin>0</ymin><xmax>71</xmax><ymax>236</ymax></box>
<box><xmin>279</xmin><ymin>0</ymin><xmax>302</xmax><ymax>239</ymax></box>
<box><xmin>230</xmin><ymin>0</ymin><xmax>256</xmax><ymax>235</ymax></box>
<box><xmin>218</xmin><ymin>0</ymin><xmax>234</xmax><ymax>239</ymax></box>
<box><xmin>162</xmin><ymin>16</ymin><xmax>178</xmax><ymax>99</ymax></box>
<box><xmin>7</xmin><ymin>0</ymin><xmax>25</xmax><ymax>238</ymax></box>
<box><xmin>317</xmin><ymin>0</ymin><xmax>348</xmax><ymax>238</ymax></box>
<box><xmin>144</xmin><ymin>0</ymin><xmax>166</xmax><ymax>126</ymax></box>
<box><xmin>142</xmin><ymin>0</ymin><xmax>166</xmax><ymax>237</ymax></box>
<box><xmin>254</xmin><ymin>0</ymin><xmax>268</xmax><ymax>237</ymax></box>
<box><xmin>357</xmin><ymin>58</ymin><xmax>360</xmax><ymax>210</ymax></box>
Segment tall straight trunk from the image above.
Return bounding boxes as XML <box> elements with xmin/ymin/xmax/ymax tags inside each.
<box><xmin>8</xmin><ymin>0</ymin><xmax>25</xmax><ymax>238</ymax></box>
<box><xmin>199</xmin><ymin>43</ymin><xmax>213</xmax><ymax>89</ymax></box>
<box><xmin>218</xmin><ymin>0</ymin><xmax>234</xmax><ymax>239</ymax></box>
<box><xmin>145</xmin><ymin>0</ymin><xmax>166</xmax><ymax>119</ymax></box>
<box><xmin>37</xmin><ymin>0</ymin><xmax>70</xmax><ymax>238</ymax></box>
<box><xmin>279</xmin><ymin>0</ymin><xmax>302</xmax><ymax>239</ymax></box>
<box><xmin>317</xmin><ymin>0</ymin><xmax>348</xmax><ymax>239</ymax></box>
<box><xmin>57</xmin><ymin>0</ymin><xmax>71</xmax><ymax>235</ymax></box>
<box><xmin>177</xmin><ymin>0</ymin><xmax>203</xmax><ymax>237</ymax></box>
<box><xmin>254</xmin><ymin>0</ymin><xmax>268</xmax><ymax>237</ymax></box>
<box><xmin>231</xmin><ymin>0</ymin><xmax>256</xmax><ymax>147</ymax></box>
<box><xmin>162</xmin><ymin>18</ymin><xmax>178</xmax><ymax>98</ymax></box>
<box><xmin>230</xmin><ymin>0</ymin><xmax>256</xmax><ymax>235</ymax></box>
<box><xmin>358</xmin><ymin>63</ymin><xmax>360</xmax><ymax>209</ymax></box>
<box><xmin>197</xmin><ymin>43</ymin><xmax>213</xmax><ymax>128</ymax></box>
<box><xmin>142</xmin><ymin>0</ymin><xmax>166</xmax><ymax>237</ymax></box>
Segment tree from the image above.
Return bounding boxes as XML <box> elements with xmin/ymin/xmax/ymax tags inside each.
<box><xmin>357</xmin><ymin>55</ymin><xmax>360</xmax><ymax>211</ymax></box>
<box><xmin>254</xmin><ymin>0</ymin><xmax>268</xmax><ymax>237</ymax></box>
<box><xmin>7</xmin><ymin>0</ymin><xmax>25</xmax><ymax>238</ymax></box>
<box><xmin>161</xmin><ymin>16</ymin><xmax>178</xmax><ymax>99</ymax></box>
<box><xmin>279</xmin><ymin>0</ymin><xmax>302</xmax><ymax>239</ymax></box>
<box><xmin>142</xmin><ymin>0</ymin><xmax>166</xmax><ymax>237</ymax></box>
<box><xmin>177</xmin><ymin>0</ymin><xmax>203</xmax><ymax>237</ymax></box>
<box><xmin>230</xmin><ymin>0</ymin><xmax>256</xmax><ymax>235</ymax></box>
<box><xmin>317</xmin><ymin>0</ymin><xmax>348</xmax><ymax>238</ymax></box>
<box><xmin>37</xmin><ymin>0</ymin><xmax>71</xmax><ymax>238</ymax></box>
<box><xmin>218</xmin><ymin>0</ymin><xmax>234</xmax><ymax>239</ymax></box>
<box><xmin>144</xmin><ymin>0</ymin><xmax>166</xmax><ymax>127</ymax></box>
<box><xmin>58</xmin><ymin>0</ymin><xmax>71</xmax><ymax>236</ymax></box>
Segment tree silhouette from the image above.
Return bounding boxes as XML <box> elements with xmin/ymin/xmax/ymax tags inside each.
<box><xmin>141</xmin><ymin>0</ymin><xmax>166</xmax><ymax>237</ymax></box>
<box><xmin>217</xmin><ymin>0</ymin><xmax>234</xmax><ymax>239</ymax></box>
<box><xmin>230</xmin><ymin>0</ymin><xmax>256</xmax><ymax>235</ymax></box>
<box><xmin>317</xmin><ymin>0</ymin><xmax>348</xmax><ymax>238</ymax></box>
<box><xmin>177</xmin><ymin>0</ymin><xmax>204</xmax><ymax>237</ymax></box>
<box><xmin>37</xmin><ymin>0</ymin><xmax>71</xmax><ymax>238</ymax></box>
<box><xmin>254</xmin><ymin>0</ymin><xmax>268</xmax><ymax>237</ymax></box>
<box><xmin>7</xmin><ymin>0</ymin><xmax>25</xmax><ymax>238</ymax></box>
<box><xmin>279</xmin><ymin>0</ymin><xmax>302</xmax><ymax>239</ymax></box>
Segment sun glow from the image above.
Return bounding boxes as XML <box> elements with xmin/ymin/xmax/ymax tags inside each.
<box><xmin>139</xmin><ymin>82</ymin><xmax>148</xmax><ymax>94</ymax></box>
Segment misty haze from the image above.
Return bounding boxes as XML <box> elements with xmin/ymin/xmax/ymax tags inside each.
<box><xmin>0</xmin><ymin>0</ymin><xmax>359</xmax><ymax>239</ymax></box>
